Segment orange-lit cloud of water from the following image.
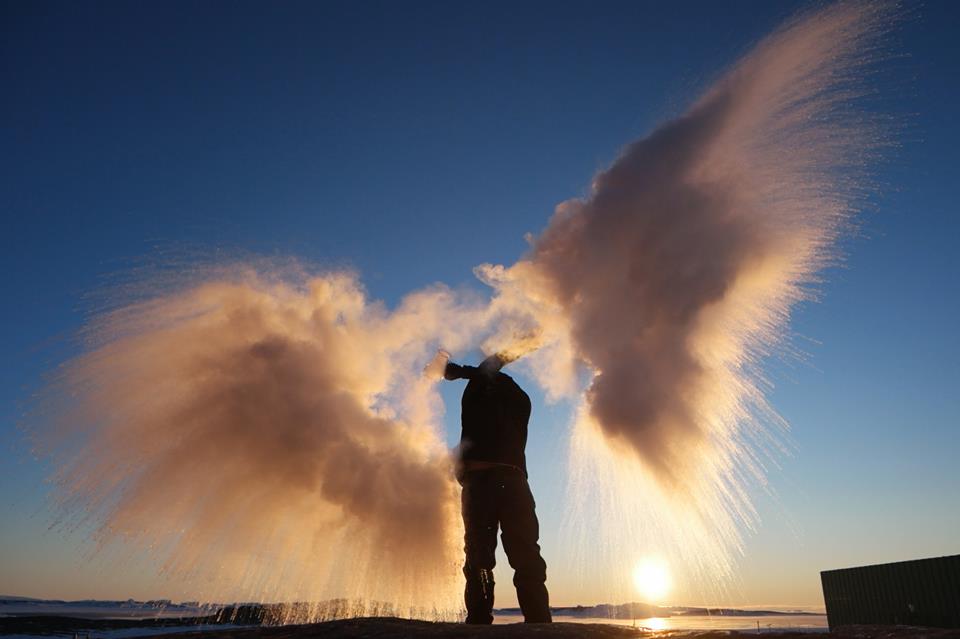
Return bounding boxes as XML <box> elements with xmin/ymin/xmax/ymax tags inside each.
<box><xmin>36</xmin><ymin>265</ymin><xmax>488</xmax><ymax>618</ymax></box>
<box><xmin>32</xmin><ymin>0</ymin><xmax>896</xmax><ymax>618</ymax></box>
<box><xmin>484</xmin><ymin>0</ymin><xmax>898</xmax><ymax>599</ymax></box>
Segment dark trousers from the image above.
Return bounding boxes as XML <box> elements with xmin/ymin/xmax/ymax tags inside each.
<box><xmin>460</xmin><ymin>467</ymin><xmax>551</xmax><ymax>624</ymax></box>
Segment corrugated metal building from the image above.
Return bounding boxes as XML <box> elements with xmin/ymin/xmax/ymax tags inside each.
<box><xmin>821</xmin><ymin>554</ymin><xmax>960</xmax><ymax>629</ymax></box>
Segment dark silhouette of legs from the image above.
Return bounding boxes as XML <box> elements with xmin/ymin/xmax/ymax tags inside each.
<box><xmin>500</xmin><ymin>473</ymin><xmax>551</xmax><ymax>623</ymax></box>
<box><xmin>460</xmin><ymin>468</ymin><xmax>551</xmax><ymax>624</ymax></box>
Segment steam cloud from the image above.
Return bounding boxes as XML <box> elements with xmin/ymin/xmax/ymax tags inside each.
<box><xmin>33</xmin><ymin>0</ymin><xmax>896</xmax><ymax>615</ymax></box>
<box><xmin>481</xmin><ymin>1</ymin><xmax>897</xmax><ymax>594</ymax></box>
<box><xmin>38</xmin><ymin>267</ymin><xmax>482</xmax><ymax>616</ymax></box>
<box><xmin>489</xmin><ymin>0</ymin><xmax>895</xmax><ymax>488</ymax></box>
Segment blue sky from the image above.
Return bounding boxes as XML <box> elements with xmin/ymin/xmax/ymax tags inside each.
<box><xmin>2</xmin><ymin>0</ymin><xmax>958</xmax><ymax>609</ymax></box>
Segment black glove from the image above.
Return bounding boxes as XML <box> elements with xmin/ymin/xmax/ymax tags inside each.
<box><xmin>444</xmin><ymin>362</ymin><xmax>466</xmax><ymax>380</ymax></box>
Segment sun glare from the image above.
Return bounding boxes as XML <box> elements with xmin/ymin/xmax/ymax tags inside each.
<box><xmin>633</xmin><ymin>557</ymin><xmax>672</xmax><ymax>602</ymax></box>
<box><xmin>643</xmin><ymin>617</ymin><xmax>668</xmax><ymax>631</ymax></box>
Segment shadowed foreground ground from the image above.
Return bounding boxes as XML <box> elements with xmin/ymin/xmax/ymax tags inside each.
<box><xmin>140</xmin><ymin>618</ymin><xmax>960</xmax><ymax>639</ymax></box>
<box><xmin>3</xmin><ymin>616</ymin><xmax>958</xmax><ymax>639</ymax></box>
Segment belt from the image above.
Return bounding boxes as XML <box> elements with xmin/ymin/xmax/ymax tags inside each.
<box><xmin>461</xmin><ymin>460</ymin><xmax>524</xmax><ymax>474</ymax></box>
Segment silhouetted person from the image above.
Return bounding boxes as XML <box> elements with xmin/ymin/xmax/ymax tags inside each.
<box><xmin>443</xmin><ymin>354</ymin><xmax>551</xmax><ymax>625</ymax></box>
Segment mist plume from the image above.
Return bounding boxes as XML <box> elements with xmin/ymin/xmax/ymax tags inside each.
<box><xmin>37</xmin><ymin>265</ymin><xmax>479</xmax><ymax>617</ymax></box>
<box><xmin>498</xmin><ymin>0</ymin><xmax>894</xmax><ymax>478</ymax></box>
<box><xmin>481</xmin><ymin>0</ymin><xmax>897</xmax><ymax>593</ymax></box>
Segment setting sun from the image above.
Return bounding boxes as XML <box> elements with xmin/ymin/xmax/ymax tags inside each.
<box><xmin>634</xmin><ymin>557</ymin><xmax>672</xmax><ymax>603</ymax></box>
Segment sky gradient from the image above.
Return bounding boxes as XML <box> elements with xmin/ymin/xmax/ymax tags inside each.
<box><xmin>2</xmin><ymin>0</ymin><xmax>959</xmax><ymax>610</ymax></box>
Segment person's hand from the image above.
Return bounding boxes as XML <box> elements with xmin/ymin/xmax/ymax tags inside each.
<box><xmin>444</xmin><ymin>362</ymin><xmax>465</xmax><ymax>380</ymax></box>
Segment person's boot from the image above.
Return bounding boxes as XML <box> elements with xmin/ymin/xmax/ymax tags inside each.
<box><xmin>516</xmin><ymin>578</ymin><xmax>551</xmax><ymax>623</ymax></box>
<box><xmin>464</xmin><ymin>567</ymin><xmax>495</xmax><ymax>624</ymax></box>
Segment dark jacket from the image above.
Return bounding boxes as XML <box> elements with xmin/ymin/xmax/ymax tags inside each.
<box><xmin>449</xmin><ymin>365</ymin><xmax>531</xmax><ymax>475</ymax></box>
